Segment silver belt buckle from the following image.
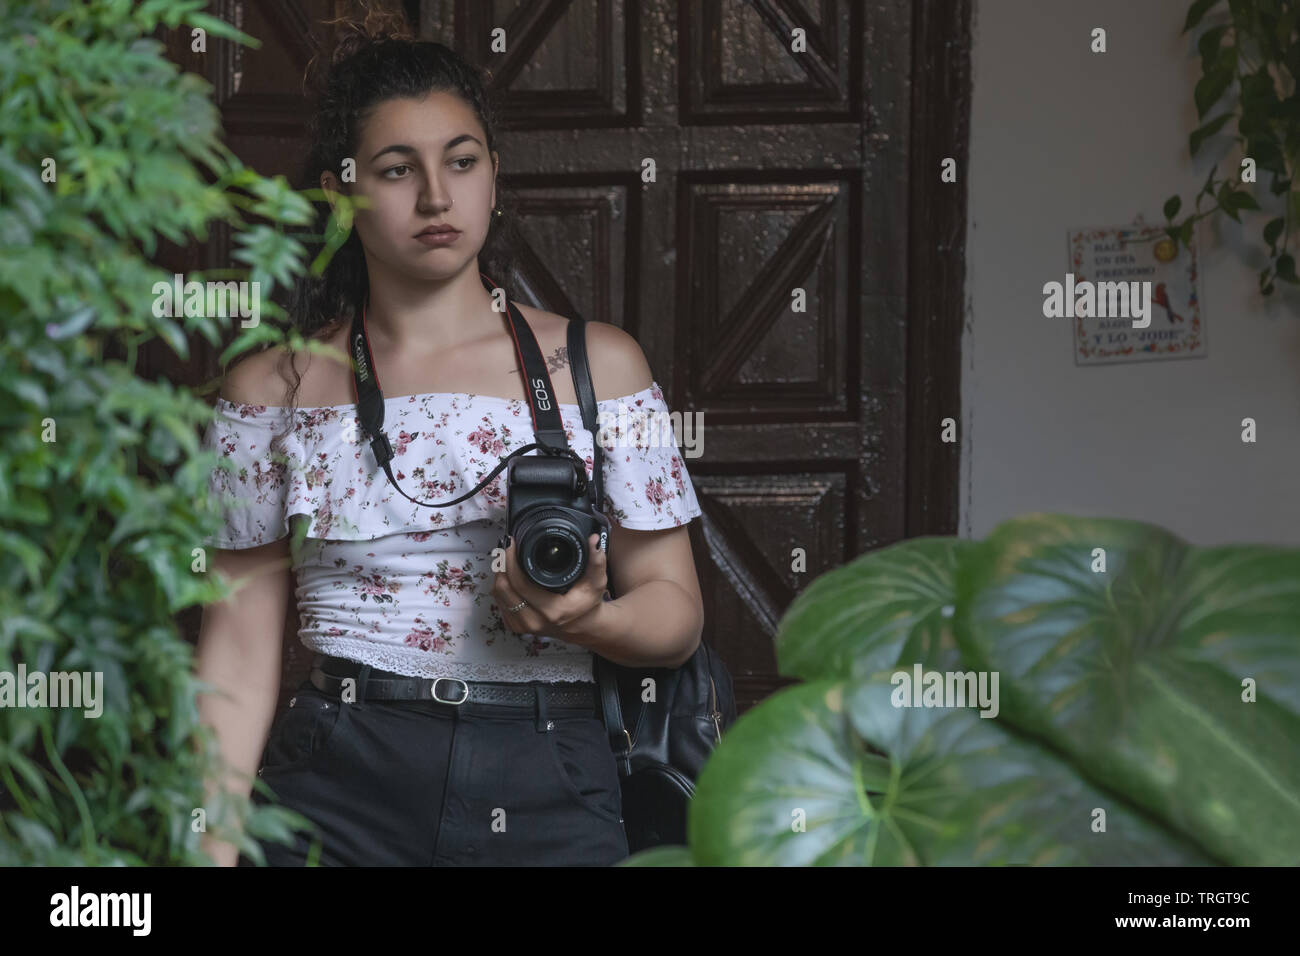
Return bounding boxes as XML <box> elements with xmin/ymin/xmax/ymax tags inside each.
<box><xmin>431</xmin><ymin>677</ymin><xmax>470</xmax><ymax>705</ymax></box>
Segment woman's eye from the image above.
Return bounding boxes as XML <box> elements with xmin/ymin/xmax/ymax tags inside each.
<box><xmin>451</xmin><ymin>157</ymin><xmax>478</xmax><ymax>171</ymax></box>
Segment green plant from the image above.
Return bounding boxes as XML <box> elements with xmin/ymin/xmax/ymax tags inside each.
<box><xmin>1160</xmin><ymin>0</ymin><xmax>1300</xmax><ymax>294</ymax></box>
<box><xmin>623</xmin><ymin>514</ymin><xmax>1300</xmax><ymax>865</ymax></box>
<box><xmin>0</xmin><ymin>0</ymin><xmax>339</xmax><ymax>863</ymax></box>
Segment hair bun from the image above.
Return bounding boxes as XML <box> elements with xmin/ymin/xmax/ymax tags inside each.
<box><xmin>328</xmin><ymin>1</ymin><xmax>415</xmax><ymax>66</ymax></box>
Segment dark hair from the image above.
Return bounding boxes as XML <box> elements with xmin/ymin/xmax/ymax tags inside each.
<box><xmin>269</xmin><ymin>5</ymin><xmax>516</xmax><ymax>453</ymax></box>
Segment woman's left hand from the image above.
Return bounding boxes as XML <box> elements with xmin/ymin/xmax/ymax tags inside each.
<box><xmin>492</xmin><ymin>532</ymin><xmax>609</xmax><ymax>645</ymax></box>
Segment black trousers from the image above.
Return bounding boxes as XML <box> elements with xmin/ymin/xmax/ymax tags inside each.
<box><xmin>237</xmin><ymin>675</ymin><xmax>629</xmax><ymax>866</ymax></box>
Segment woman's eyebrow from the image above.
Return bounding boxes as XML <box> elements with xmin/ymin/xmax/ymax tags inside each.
<box><xmin>369</xmin><ymin>134</ymin><xmax>483</xmax><ymax>163</ymax></box>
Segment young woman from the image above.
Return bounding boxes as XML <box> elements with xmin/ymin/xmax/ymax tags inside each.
<box><xmin>194</xmin><ymin>18</ymin><xmax>704</xmax><ymax>866</ymax></box>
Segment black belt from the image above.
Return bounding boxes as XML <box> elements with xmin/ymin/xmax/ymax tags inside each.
<box><xmin>309</xmin><ymin>655</ymin><xmax>600</xmax><ymax>709</ymax></box>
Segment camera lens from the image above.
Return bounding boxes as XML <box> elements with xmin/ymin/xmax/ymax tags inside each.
<box><xmin>515</xmin><ymin>512</ymin><xmax>587</xmax><ymax>591</ymax></box>
<box><xmin>534</xmin><ymin>534</ymin><xmax>577</xmax><ymax>574</ymax></box>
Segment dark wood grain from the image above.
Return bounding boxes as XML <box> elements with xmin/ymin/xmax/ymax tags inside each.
<box><xmin>155</xmin><ymin>0</ymin><xmax>972</xmax><ymax>717</ymax></box>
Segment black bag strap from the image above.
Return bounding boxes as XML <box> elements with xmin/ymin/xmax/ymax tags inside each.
<box><xmin>567</xmin><ymin>317</ymin><xmax>632</xmax><ymax>774</ymax></box>
<box><xmin>565</xmin><ymin>317</ymin><xmax>604</xmax><ymax>532</ymax></box>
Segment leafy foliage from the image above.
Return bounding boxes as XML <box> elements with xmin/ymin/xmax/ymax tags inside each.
<box><xmin>1164</xmin><ymin>0</ymin><xmax>1300</xmax><ymax>294</ymax></box>
<box><xmin>0</xmin><ymin>0</ymin><xmax>328</xmax><ymax>863</ymax></box>
<box><xmin>626</xmin><ymin>514</ymin><xmax>1300</xmax><ymax>865</ymax></box>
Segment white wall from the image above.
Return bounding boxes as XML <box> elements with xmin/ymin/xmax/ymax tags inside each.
<box><xmin>962</xmin><ymin>0</ymin><xmax>1300</xmax><ymax>546</ymax></box>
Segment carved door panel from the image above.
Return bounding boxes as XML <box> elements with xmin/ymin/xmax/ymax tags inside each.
<box><xmin>158</xmin><ymin>0</ymin><xmax>967</xmax><ymax>716</ymax></box>
<box><xmin>446</xmin><ymin>0</ymin><xmax>962</xmax><ymax>713</ymax></box>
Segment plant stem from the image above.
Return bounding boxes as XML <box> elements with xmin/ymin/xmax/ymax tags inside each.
<box><xmin>0</xmin><ymin>761</ymin><xmax>55</xmax><ymax>830</ymax></box>
<box><xmin>41</xmin><ymin>722</ymin><xmax>96</xmax><ymax>859</ymax></box>
<box><xmin>44</xmin><ymin>507</ymin><xmax>97</xmax><ymax>605</ymax></box>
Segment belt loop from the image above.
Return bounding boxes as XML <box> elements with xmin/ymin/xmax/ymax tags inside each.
<box><xmin>355</xmin><ymin>664</ymin><xmax>372</xmax><ymax>703</ymax></box>
<box><xmin>534</xmin><ymin>683</ymin><xmax>550</xmax><ymax>732</ymax></box>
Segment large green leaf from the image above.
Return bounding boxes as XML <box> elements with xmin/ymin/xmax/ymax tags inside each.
<box><xmin>776</xmin><ymin>537</ymin><xmax>971</xmax><ymax>682</ymax></box>
<box><xmin>689</xmin><ymin>676</ymin><xmax>1213</xmax><ymax>865</ymax></box>
<box><xmin>956</xmin><ymin>514</ymin><xmax>1300</xmax><ymax>865</ymax></box>
<box><xmin>618</xmin><ymin>845</ymin><xmax>695</xmax><ymax>866</ymax></box>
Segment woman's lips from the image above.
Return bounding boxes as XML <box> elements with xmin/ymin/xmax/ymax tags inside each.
<box><xmin>415</xmin><ymin>230</ymin><xmax>460</xmax><ymax>246</ymax></box>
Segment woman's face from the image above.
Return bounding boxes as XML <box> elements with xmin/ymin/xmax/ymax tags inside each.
<box><xmin>322</xmin><ymin>90</ymin><xmax>498</xmax><ymax>281</ymax></box>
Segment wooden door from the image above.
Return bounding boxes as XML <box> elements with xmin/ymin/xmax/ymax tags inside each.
<box><xmin>157</xmin><ymin>0</ymin><xmax>970</xmax><ymax>716</ymax></box>
<box><xmin>443</xmin><ymin>0</ymin><xmax>968</xmax><ymax>713</ymax></box>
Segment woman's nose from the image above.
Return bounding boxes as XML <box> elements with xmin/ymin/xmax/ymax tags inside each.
<box><xmin>417</xmin><ymin>174</ymin><xmax>451</xmax><ymax>212</ymax></box>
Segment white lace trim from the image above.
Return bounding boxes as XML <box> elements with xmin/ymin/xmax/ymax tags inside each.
<box><xmin>301</xmin><ymin>634</ymin><xmax>596</xmax><ymax>683</ymax></box>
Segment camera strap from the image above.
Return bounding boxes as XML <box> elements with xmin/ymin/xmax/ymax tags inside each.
<box><xmin>565</xmin><ymin>315</ymin><xmax>605</xmax><ymax>548</ymax></box>
<box><xmin>349</xmin><ymin>271</ymin><xmax>586</xmax><ymax>509</ymax></box>
<box><xmin>566</xmin><ymin>316</ymin><xmax>633</xmax><ymax>771</ymax></box>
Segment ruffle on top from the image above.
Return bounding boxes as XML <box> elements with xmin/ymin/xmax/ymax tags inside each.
<box><xmin>201</xmin><ymin>381</ymin><xmax>703</xmax><ymax>549</ymax></box>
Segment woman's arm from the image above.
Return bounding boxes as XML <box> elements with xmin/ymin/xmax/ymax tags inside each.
<box><xmin>561</xmin><ymin>320</ymin><xmax>704</xmax><ymax>667</ymax></box>
<box><xmin>570</xmin><ymin>521</ymin><xmax>704</xmax><ymax>668</ymax></box>
<box><xmin>194</xmin><ymin>351</ymin><xmax>296</xmax><ymax>865</ymax></box>
<box><xmin>195</xmin><ymin>540</ymin><xmax>292</xmax><ymax>866</ymax></box>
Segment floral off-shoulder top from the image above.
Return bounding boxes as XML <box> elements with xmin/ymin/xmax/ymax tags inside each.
<box><xmin>200</xmin><ymin>382</ymin><xmax>702</xmax><ymax>683</ymax></box>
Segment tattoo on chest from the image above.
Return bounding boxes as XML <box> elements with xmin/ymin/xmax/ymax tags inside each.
<box><xmin>507</xmin><ymin>346</ymin><xmax>569</xmax><ymax>376</ymax></box>
<box><xmin>546</xmin><ymin>346</ymin><xmax>569</xmax><ymax>375</ymax></box>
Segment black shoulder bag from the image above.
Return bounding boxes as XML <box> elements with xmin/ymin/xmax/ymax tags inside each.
<box><xmin>564</xmin><ymin>317</ymin><xmax>738</xmax><ymax>853</ymax></box>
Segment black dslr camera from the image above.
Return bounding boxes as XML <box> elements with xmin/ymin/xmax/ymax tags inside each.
<box><xmin>506</xmin><ymin>452</ymin><xmax>610</xmax><ymax>593</ymax></box>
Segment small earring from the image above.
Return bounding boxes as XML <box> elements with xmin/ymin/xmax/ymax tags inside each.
<box><xmin>493</xmin><ymin>206</ymin><xmax>503</xmax><ymax>218</ymax></box>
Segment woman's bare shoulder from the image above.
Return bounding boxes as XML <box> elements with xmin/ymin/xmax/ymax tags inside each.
<box><xmin>512</xmin><ymin>305</ymin><xmax>652</xmax><ymax>402</ymax></box>
<box><xmin>218</xmin><ymin>319</ymin><xmax>351</xmax><ymax>406</ymax></box>
<box><xmin>579</xmin><ymin>320</ymin><xmax>654</xmax><ymax>401</ymax></box>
